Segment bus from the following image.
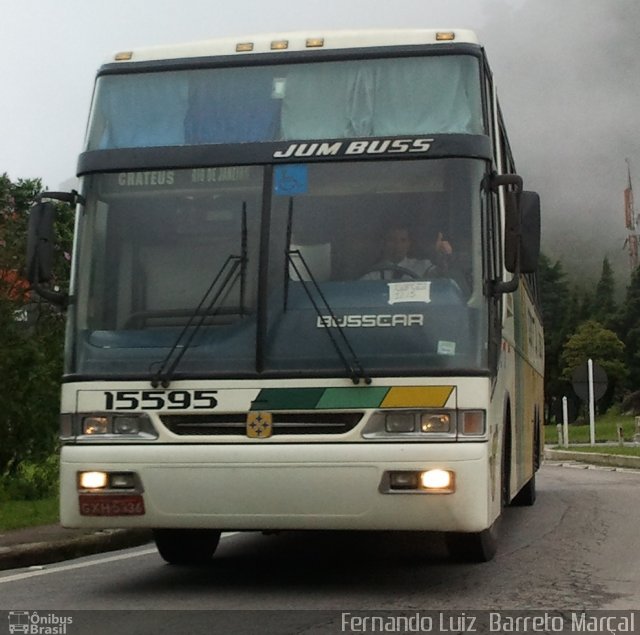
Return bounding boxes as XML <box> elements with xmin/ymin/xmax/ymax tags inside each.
<box><xmin>28</xmin><ymin>29</ymin><xmax>543</xmax><ymax>563</ymax></box>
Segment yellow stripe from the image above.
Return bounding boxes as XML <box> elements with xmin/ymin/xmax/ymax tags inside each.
<box><xmin>381</xmin><ymin>386</ymin><xmax>454</xmax><ymax>409</ymax></box>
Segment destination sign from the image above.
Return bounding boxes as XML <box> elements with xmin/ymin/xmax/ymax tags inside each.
<box><xmin>103</xmin><ymin>166</ymin><xmax>259</xmax><ymax>193</ymax></box>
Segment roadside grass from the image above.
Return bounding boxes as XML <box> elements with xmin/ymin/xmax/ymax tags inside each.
<box><xmin>0</xmin><ymin>497</ymin><xmax>59</xmax><ymax>531</ymax></box>
<box><xmin>561</xmin><ymin>446</ymin><xmax>640</xmax><ymax>457</ymax></box>
<box><xmin>0</xmin><ymin>454</ymin><xmax>60</xmax><ymax>531</ymax></box>
<box><xmin>545</xmin><ymin>411</ymin><xmax>640</xmax><ymax>456</ymax></box>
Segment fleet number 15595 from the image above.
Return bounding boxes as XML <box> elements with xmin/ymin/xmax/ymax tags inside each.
<box><xmin>104</xmin><ymin>390</ymin><xmax>218</xmax><ymax>411</ymax></box>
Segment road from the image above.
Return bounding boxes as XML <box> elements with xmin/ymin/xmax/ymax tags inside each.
<box><xmin>1</xmin><ymin>463</ymin><xmax>639</xmax><ymax>633</ymax></box>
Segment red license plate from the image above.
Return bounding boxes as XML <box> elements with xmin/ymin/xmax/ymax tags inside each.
<box><xmin>79</xmin><ymin>494</ymin><xmax>145</xmax><ymax>516</ymax></box>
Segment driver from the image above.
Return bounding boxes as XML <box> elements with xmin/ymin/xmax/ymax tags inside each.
<box><xmin>362</xmin><ymin>225</ymin><xmax>452</xmax><ymax>280</ymax></box>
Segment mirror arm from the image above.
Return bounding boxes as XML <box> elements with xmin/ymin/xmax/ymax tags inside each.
<box><xmin>490</xmin><ymin>247</ymin><xmax>521</xmax><ymax>296</ymax></box>
<box><xmin>37</xmin><ymin>190</ymin><xmax>85</xmax><ymax>206</ymax></box>
<box><xmin>491</xmin><ymin>274</ymin><xmax>519</xmax><ymax>296</ymax></box>
<box><xmin>30</xmin><ymin>282</ymin><xmax>69</xmax><ymax>309</ymax></box>
<box><xmin>490</xmin><ymin>173</ymin><xmax>523</xmax><ymax>193</ymax></box>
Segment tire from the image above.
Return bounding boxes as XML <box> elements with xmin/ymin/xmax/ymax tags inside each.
<box><xmin>445</xmin><ymin>521</ymin><xmax>499</xmax><ymax>563</ymax></box>
<box><xmin>511</xmin><ymin>472</ymin><xmax>536</xmax><ymax>506</ymax></box>
<box><xmin>511</xmin><ymin>421</ymin><xmax>539</xmax><ymax>507</ymax></box>
<box><xmin>153</xmin><ymin>528</ymin><xmax>221</xmax><ymax>565</ymax></box>
<box><xmin>446</xmin><ymin>419</ymin><xmax>509</xmax><ymax>563</ymax></box>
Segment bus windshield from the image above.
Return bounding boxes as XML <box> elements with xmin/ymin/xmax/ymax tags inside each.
<box><xmin>86</xmin><ymin>54</ymin><xmax>483</xmax><ymax>150</ymax></box>
<box><xmin>69</xmin><ymin>159</ymin><xmax>488</xmax><ymax>378</ymax></box>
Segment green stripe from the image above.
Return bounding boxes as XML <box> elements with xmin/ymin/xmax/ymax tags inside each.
<box><xmin>251</xmin><ymin>386</ymin><xmax>389</xmax><ymax>410</ymax></box>
<box><xmin>251</xmin><ymin>388</ymin><xmax>325</xmax><ymax>410</ymax></box>
<box><xmin>316</xmin><ymin>387</ymin><xmax>389</xmax><ymax>409</ymax></box>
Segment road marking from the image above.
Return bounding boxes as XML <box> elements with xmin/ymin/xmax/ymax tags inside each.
<box><xmin>0</xmin><ymin>546</ymin><xmax>158</xmax><ymax>584</ymax></box>
<box><xmin>0</xmin><ymin>532</ymin><xmax>238</xmax><ymax>584</ymax></box>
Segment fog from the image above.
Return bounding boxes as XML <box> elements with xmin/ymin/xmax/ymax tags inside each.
<box><xmin>481</xmin><ymin>0</ymin><xmax>640</xmax><ymax>283</ymax></box>
<box><xmin>1</xmin><ymin>0</ymin><xmax>638</xmax><ymax>284</ymax></box>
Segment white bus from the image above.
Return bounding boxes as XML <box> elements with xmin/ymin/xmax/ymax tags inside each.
<box><xmin>28</xmin><ymin>29</ymin><xmax>543</xmax><ymax>563</ymax></box>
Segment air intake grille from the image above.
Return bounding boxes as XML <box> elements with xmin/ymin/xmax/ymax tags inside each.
<box><xmin>161</xmin><ymin>412</ymin><xmax>363</xmax><ymax>436</ymax></box>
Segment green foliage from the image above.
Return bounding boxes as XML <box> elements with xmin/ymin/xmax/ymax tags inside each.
<box><xmin>0</xmin><ymin>496</ymin><xmax>59</xmax><ymax>531</ymax></box>
<box><xmin>592</xmin><ymin>257</ymin><xmax>617</xmax><ymax>326</ymax></box>
<box><xmin>560</xmin><ymin>320</ymin><xmax>628</xmax><ymax>409</ymax></box>
<box><xmin>0</xmin><ymin>173</ymin><xmax>73</xmax><ymax>477</ymax></box>
<box><xmin>615</xmin><ymin>265</ymin><xmax>640</xmax><ymax>387</ymax></box>
<box><xmin>544</xmin><ymin>411</ymin><xmax>636</xmax><ymax>444</ymax></box>
<box><xmin>539</xmin><ymin>251</ymin><xmax>640</xmax><ymax>414</ymax></box>
<box><xmin>538</xmin><ymin>254</ymin><xmax>575</xmax><ymax>404</ymax></box>
<box><xmin>0</xmin><ymin>454</ymin><xmax>59</xmax><ymax>501</ymax></box>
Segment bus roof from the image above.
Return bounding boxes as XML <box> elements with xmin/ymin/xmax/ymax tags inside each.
<box><xmin>108</xmin><ymin>29</ymin><xmax>480</xmax><ymax>64</ymax></box>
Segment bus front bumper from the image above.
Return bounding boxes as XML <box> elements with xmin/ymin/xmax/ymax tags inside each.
<box><xmin>60</xmin><ymin>442</ymin><xmax>493</xmax><ymax>532</ymax></box>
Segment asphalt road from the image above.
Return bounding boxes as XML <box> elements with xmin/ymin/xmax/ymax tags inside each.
<box><xmin>1</xmin><ymin>463</ymin><xmax>639</xmax><ymax>633</ymax></box>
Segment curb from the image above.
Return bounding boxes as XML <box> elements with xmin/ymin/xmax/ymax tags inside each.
<box><xmin>544</xmin><ymin>447</ymin><xmax>640</xmax><ymax>470</ymax></box>
<box><xmin>0</xmin><ymin>529</ymin><xmax>152</xmax><ymax>572</ymax></box>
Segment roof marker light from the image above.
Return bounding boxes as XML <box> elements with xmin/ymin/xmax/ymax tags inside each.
<box><xmin>436</xmin><ymin>32</ymin><xmax>456</xmax><ymax>41</ymax></box>
<box><xmin>306</xmin><ymin>38</ymin><xmax>325</xmax><ymax>48</ymax></box>
<box><xmin>114</xmin><ymin>51</ymin><xmax>133</xmax><ymax>61</ymax></box>
<box><xmin>271</xmin><ymin>40</ymin><xmax>289</xmax><ymax>50</ymax></box>
<box><xmin>236</xmin><ymin>42</ymin><xmax>254</xmax><ymax>52</ymax></box>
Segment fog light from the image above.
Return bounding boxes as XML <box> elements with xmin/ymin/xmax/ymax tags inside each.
<box><xmin>420</xmin><ymin>469</ymin><xmax>453</xmax><ymax>490</ymax></box>
<box><xmin>82</xmin><ymin>416</ymin><xmax>109</xmax><ymax>435</ymax></box>
<box><xmin>109</xmin><ymin>472</ymin><xmax>136</xmax><ymax>489</ymax></box>
<box><xmin>389</xmin><ymin>472</ymin><xmax>419</xmax><ymax>489</ymax></box>
<box><xmin>79</xmin><ymin>471</ymin><xmax>108</xmax><ymax>490</ymax></box>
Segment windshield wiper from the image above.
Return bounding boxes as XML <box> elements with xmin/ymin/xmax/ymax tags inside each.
<box><xmin>286</xmin><ymin>248</ymin><xmax>371</xmax><ymax>386</ymax></box>
<box><xmin>282</xmin><ymin>198</ymin><xmax>369</xmax><ymax>385</ymax></box>
<box><xmin>150</xmin><ymin>207</ymin><xmax>248</xmax><ymax>388</ymax></box>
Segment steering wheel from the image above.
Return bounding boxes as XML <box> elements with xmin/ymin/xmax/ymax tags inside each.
<box><xmin>364</xmin><ymin>263</ymin><xmax>421</xmax><ymax>280</ymax></box>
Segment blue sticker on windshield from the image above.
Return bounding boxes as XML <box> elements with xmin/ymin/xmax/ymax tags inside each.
<box><xmin>274</xmin><ymin>165</ymin><xmax>308</xmax><ymax>195</ymax></box>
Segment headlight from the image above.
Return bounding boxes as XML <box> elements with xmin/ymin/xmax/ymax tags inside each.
<box><xmin>385</xmin><ymin>412</ymin><xmax>415</xmax><ymax>433</ymax></box>
<box><xmin>113</xmin><ymin>416</ymin><xmax>140</xmax><ymax>435</ymax></box>
<box><xmin>363</xmin><ymin>409</ymin><xmax>486</xmax><ymax>440</ymax></box>
<box><xmin>420</xmin><ymin>413</ymin><xmax>452</xmax><ymax>433</ymax></box>
<box><xmin>82</xmin><ymin>416</ymin><xmax>110</xmax><ymax>435</ymax></box>
<box><xmin>63</xmin><ymin>413</ymin><xmax>158</xmax><ymax>441</ymax></box>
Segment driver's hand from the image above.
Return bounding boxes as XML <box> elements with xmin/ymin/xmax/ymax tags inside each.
<box><xmin>435</xmin><ymin>232</ymin><xmax>453</xmax><ymax>256</ymax></box>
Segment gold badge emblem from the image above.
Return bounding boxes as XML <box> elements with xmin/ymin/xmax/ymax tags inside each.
<box><xmin>246</xmin><ymin>411</ymin><xmax>273</xmax><ymax>438</ymax></box>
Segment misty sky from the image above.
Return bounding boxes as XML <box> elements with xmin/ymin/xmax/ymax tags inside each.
<box><xmin>1</xmin><ymin>0</ymin><xmax>638</xmax><ymax>278</ymax></box>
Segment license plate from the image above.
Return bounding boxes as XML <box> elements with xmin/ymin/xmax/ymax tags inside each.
<box><xmin>79</xmin><ymin>494</ymin><xmax>145</xmax><ymax>516</ymax></box>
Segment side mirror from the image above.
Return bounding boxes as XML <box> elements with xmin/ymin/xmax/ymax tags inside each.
<box><xmin>25</xmin><ymin>196</ymin><xmax>72</xmax><ymax>308</ymax></box>
<box><xmin>518</xmin><ymin>191</ymin><xmax>541</xmax><ymax>273</ymax></box>
<box><xmin>26</xmin><ymin>201</ymin><xmax>56</xmax><ymax>284</ymax></box>
<box><xmin>490</xmin><ymin>171</ymin><xmax>541</xmax><ymax>295</ymax></box>
<box><xmin>503</xmin><ymin>191</ymin><xmax>520</xmax><ymax>273</ymax></box>
<box><xmin>504</xmin><ymin>191</ymin><xmax>541</xmax><ymax>275</ymax></box>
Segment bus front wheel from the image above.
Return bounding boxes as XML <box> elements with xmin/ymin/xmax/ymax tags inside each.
<box><xmin>153</xmin><ymin>528</ymin><xmax>221</xmax><ymax>565</ymax></box>
<box><xmin>445</xmin><ymin>520</ymin><xmax>499</xmax><ymax>563</ymax></box>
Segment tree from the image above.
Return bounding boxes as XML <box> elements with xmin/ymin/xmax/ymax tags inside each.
<box><xmin>591</xmin><ymin>257</ymin><xmax>616</xmax><ymax>327</ymax></box>
<box><xmin>560</xmin><ymin>320</ymin><xmax>628</xmax><ymax>410</ymax></box>
<box><xmin>0</xmin><ymin>174</ymin><xmax>73</xmax><ymax>475</ymax></box>
<box><xmin>615</xmin><ymin>265</ymin><xmax>640</xmax><ymax>389</ymax></box>
<box><xmin>538</xmin><ymin>254</ymin><xmax>571</xmax><ymax>406</ymax></box>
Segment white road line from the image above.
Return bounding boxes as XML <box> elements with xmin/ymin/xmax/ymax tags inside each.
<box><xmin>0</xmin><ymin>547</ymin><xmax>158</xmax><ymax>584</ymax></box>
<box><xmin>0</xmin><ymin>532</ymin><xmax>239</xmax><ymax>584</ymax></box>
